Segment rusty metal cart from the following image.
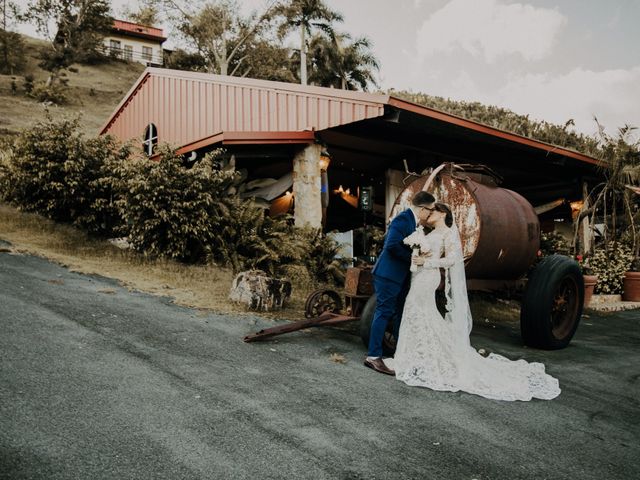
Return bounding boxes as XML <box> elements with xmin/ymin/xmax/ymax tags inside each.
<box><xmin>243</xmin><ymin>265</ymin><xmax>375</xmax><ymax>343</ymax></box>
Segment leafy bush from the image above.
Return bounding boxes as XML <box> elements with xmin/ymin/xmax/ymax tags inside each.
<box><xmin>23</xmin><ymin>74</ymin><xmax>34</xmax><ymax>94</ymax></box>
<box><xmin>353</xmin><ymin>225</ymin><xmax>385</xmax><ymax>257</ymax></box>
<box><xmin>210</xmin><ymin>198</ymin><xmax>309</xmax><ymax>275</ymax></box>
<box><xmin>27</xmin><ymin>80</ymin><xmax>68</xmax><ymax>104</ymax></box>
<box><xmin>118</xmin><ymin>147</ymin><xmax>239</xmax><ymax>262</ymax></box>
<box><xmin>1</xmin><ymin>119</ymin><xmax>348</xmax><ymax>286</ymax></box>
<box><xmin>118</xmin><ymin>151</ymin><xmax>345</xmax><ymax>281</ymax></box>
<box><xmin>0</xmin><ymin>115</ymin><xmax>130</xmax><ymax>236</ymax></box>
<box><xmin>73</xmin><ymin>137</ymin><xmax>132</xmax><ymax>236</ymax></box>
<box><xmin>587</xmin><ymin>125</ymin><xmax>640</xmax><ymax>269</ymax></box>
<box><xmin>298</xmin><ymin>228</ymin><xmax>346</xmax><ymax>285</ymax></box>
<box><xmin>574</xmin><ymin>253</ymin><xmax>594</xmax><ymax>275</ymax></box>
<box><xmin>590</xmin><ymin>243</ymin><xmax>634</xmax><ymax>294</ymax></box>
<box><xmin>539</xmin><ymin>231</ymin><xmax>571</xmax><ymax>257</ymax></box>
<box><xmin>529</xmin><ymin>231</ymin><xmax>573</xmax><ymax>275</ymax></box>
<box><xmin>0</xmin><ymin>138</ymin><xmax>13</xmax><ymax>201</ymax></box>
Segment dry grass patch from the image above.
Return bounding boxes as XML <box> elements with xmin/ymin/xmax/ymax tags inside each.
<box><xmin>0</xmin><ymin>35</ymin><xmax>145</xmax><ymax>139</ymax></box>
<box><xmin>0</xmin><ymin>204</ymin><xmax>309</xmax><ymax>319</ymax></box>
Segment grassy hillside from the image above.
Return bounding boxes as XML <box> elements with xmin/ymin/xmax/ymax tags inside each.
<box><xmin>0</xmin><ymin>34</ymin><xmax>145</xmax><ymax>139</ymax></box>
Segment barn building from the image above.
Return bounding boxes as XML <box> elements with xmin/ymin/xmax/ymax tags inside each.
<box><xmin>100</xmin><ymin>68</ymin><xmax>601</xmax><ymax>236</ymax></box>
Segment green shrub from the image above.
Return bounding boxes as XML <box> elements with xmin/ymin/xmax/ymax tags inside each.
<box><xmin>119</xmin><ymin>147</ymin><xmax>239</xmax><ymax>262</ymax></box>
<box><xmin>298</xmin><ymin>228</ymin><xmax>346</xmax><ymax>285</ymax></box>
<box><xmin>353</xmin><ymin>225</ymin><xmax>385</xmax><ymax>257</ymax></box>
<box><xmin>0</xmin><ymin>120</ymin><xmax>349</xmax><ymax>285</ymax></box>
<box><xmin>27</xmin><ymin>80</ymin><xmax>68</xmax><ymax>104</ymax></box>
<box><xmin>0</xmin><ymin>115</ymin><xmax>129</xmax><ymax>236</ymax></box>
<box><xmin>23</xmin><ymin>74</ymin><xmax>34</xmax><ymax>94</ymax></box>
<box><xmin>73</xmin><ymin>137</ymin><xmax>132</xmax><ymax>236</ymax></box>
<box><xmin>212</xmin><ymin>199</ymin><xmax>306</xmax><ymax>275</ymax></box>
<box><xmin>2</xmin><ymin>116</ymin><xmax>92</xmax><ymax>221</ymax></box>
<box><xmin>540</xmin><ymin>230</ymin><xmax>571</xmax><ymax>257</ymax></box>
<box><xmin>591</xmin><ymin>243</ymin><xmax>633</xmax><ymax>294</ymax></box>
<box><xmin>0</xmin><ymin>138</ymin><xmax>13</xmax><ymax>201</ymax></box>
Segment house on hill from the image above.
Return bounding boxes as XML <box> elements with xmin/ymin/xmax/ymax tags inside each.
<box><xmin>100</xmin><ymin>68</ymin><xmax>601</xmax><ymax>234</ymax></box>
<box><xmin>102</xmin><ymin>20</ymin><xmax>166</xmax><ymax>66</ymax></box>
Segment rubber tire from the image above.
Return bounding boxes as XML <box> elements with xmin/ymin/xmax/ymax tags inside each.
<box><xmin>359</xmin><ymin>294</ymin><xmax>396</xmax><ymax>356</ymax></box>
<box><xmin>521</xmin><ymin>255</ymin><xmax>584</xmax><ymax>350</ymax></box>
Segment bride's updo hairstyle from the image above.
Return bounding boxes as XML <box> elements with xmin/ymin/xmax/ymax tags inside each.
<box><xmin>434</xmin><ymin>203</ymin><xmax>453</xmax><ymax>227</ymax></box>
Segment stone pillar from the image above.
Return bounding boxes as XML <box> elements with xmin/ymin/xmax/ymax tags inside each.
<box><xmin>292</xmin><ymin>144</ymin><xmax>322</xmax><ymax>228</ymax></box>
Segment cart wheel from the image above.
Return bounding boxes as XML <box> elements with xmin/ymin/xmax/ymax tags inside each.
<box><xmin>304</xmin><ymin>289</ymin><xmax>343</xmax><ymax>318</ymax></box>
<box><xmin>359</xmin><ymin>295</ymin><xmax>397</xmax><ymax>356</ymax></box>
<box><xmin>521</xmin><ymin>255</ymin><xmax>584</xmax><ymax>350</ymax></box>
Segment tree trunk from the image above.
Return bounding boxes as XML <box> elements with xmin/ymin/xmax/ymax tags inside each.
<box><xmin>2</xmin><ymin>0</ymin><xmax>8</xmax><ymax>72</ymax></box>
<box><xmin>300</xmin><ymin>24</ymin><xmax>307</xmax><ymax>85</ymax></box>
<box><xmin>219</xmin><ymin>35</ymin><xmax>228</xmax><ymax>75</ymax></box>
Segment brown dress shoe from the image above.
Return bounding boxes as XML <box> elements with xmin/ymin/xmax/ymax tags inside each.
<box><xmin>364</xmin><ymin>357</ymin><xmax>395</xmax><ymax>376</ymax></box>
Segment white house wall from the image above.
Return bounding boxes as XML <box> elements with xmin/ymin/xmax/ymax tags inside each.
<box><xmin>103</xmin><ymin>34</ymin><xmax>163</xmax><ymax>66</ymax></box>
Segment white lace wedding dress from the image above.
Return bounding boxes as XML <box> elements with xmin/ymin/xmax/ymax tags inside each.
<box><xmin>388</xmin><ymin>226</ymin><xmax>561</xmax><ymax>401</ymax></box>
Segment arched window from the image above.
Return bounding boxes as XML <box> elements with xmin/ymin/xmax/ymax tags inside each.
<box><xmin>142</xmin><ymin>123</ymin><xmax>158</xmax><ymax>156</ymax></box>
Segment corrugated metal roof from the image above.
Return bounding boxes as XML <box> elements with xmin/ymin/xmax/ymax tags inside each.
<box><xmin>100</xmin><ymin>68</ymin><xmax>387</xmax><ymax>148</ymax></box>
<box><xmin>100</xmin><ymin>68</ymin><xmax>599</xmax><ymax>166</ymax></box>
<box><xmin>386</xmin><ymin>98</ymin><xmax>600</xmax><ymax>166</ymax></box>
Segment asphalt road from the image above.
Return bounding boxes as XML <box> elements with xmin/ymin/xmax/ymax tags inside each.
<box><xmin>1</xmin><ymin>247</ymin><xmax>639</xmax><ymax>480</ymax></box>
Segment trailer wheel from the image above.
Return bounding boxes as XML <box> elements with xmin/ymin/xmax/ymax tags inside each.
<box><xmin>521</xmin><ymin>255</ymin><xmax>584</xmax><ymax>350</ymax></box>
<box><xmin>304</xmin><ymin>289</ymin><xmax>342</xmax><ymax>318</ymax></box>
<box><xmin>359</xmin><ymin>295</ymin><xmax>397</xmax><ymax>356</ymax></box>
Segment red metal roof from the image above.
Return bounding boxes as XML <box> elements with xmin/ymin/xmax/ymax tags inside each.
<box><xmin>101</xmin><ymin>68</ymin><xmax>387</xmax><ymax>148</ymax></box>
<box><xmin>111</xmin><ymin>20</ymin><xmax>166</xmax><ymax>42</ymax></box>
<box><xmin>100</xmin><ymin>68</ymin><xmax>600</xmax><ymax>166</ymax></box>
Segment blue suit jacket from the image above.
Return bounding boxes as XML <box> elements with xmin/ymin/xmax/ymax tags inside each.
<box><xmin>372</xmin><ymin>209</ymin><xmax>416</xmax><ymax>284</ymax></box>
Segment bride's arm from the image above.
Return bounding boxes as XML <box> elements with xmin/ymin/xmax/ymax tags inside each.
<box><xmin>421</xmin><ymin>232</ymin><xmax>461</xmax><ymax>269</ymax></box>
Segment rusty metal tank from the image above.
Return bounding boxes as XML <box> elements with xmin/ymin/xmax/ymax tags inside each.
<box><xmin>391</xmin><ymin>167</ymin><xmax>540</xmax><ymax>280</ymax></box>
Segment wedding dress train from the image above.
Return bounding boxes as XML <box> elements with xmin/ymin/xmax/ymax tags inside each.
<box><xmin>388</xmin><ymin>226</ymin><xmax>561</xmax><ymax>402</ymax></box>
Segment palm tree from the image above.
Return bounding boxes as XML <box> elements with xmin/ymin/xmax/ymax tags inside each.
<box><xmin>273</xmin><ymin>0</ymin><xmax>343</xmax><ymax>85</ymax></box>
<box><xmin>308</xmin><ymin>32</ymin><xmax>379</xmax><ymax>91</ymax></box>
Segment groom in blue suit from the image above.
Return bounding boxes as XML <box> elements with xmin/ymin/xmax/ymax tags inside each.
<box><xmin>365</xmin><ymin>191</ymin><xmax>436</xmax><ymax>375</ymax></box>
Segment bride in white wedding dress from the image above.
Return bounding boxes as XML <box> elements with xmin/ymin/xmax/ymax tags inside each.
<box><xmin>388</xmin><ymin>203</ymin><xmax>561</xmax><ymax>401</ymax></box>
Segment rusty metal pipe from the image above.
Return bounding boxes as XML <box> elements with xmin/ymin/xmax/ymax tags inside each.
<box><xmin>243</xmin><ymin>312</ymin><xmax>359</xmax><ymax>343</ymax></box>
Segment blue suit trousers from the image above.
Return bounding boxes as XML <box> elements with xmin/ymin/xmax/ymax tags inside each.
<box><xmin>367</xmin><ymin>274</ymin><xmax>410</xmax><ymax>358</ymax></box>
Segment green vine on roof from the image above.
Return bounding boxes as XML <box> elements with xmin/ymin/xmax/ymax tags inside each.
<box><xmin>388</xmin><ymin>89</ymin><xmax>604</xmax><ymax>160</ymax></box>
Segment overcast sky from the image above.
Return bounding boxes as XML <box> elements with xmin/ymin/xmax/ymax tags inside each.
<box><xmin>15</xmin><ymin>0</ymin><xmax>640</xmax><ymax>137</ymax></box>
<box><xmin>323</xmin><ymin>0</ymin><xmax>640</xmax><ymax>138</ymax></box>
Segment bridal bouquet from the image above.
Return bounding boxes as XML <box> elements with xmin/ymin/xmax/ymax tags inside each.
<box><xmin>404</xmin><ymin>226</ymin><xmax>427</xmax><ymax>272</ymax></box>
